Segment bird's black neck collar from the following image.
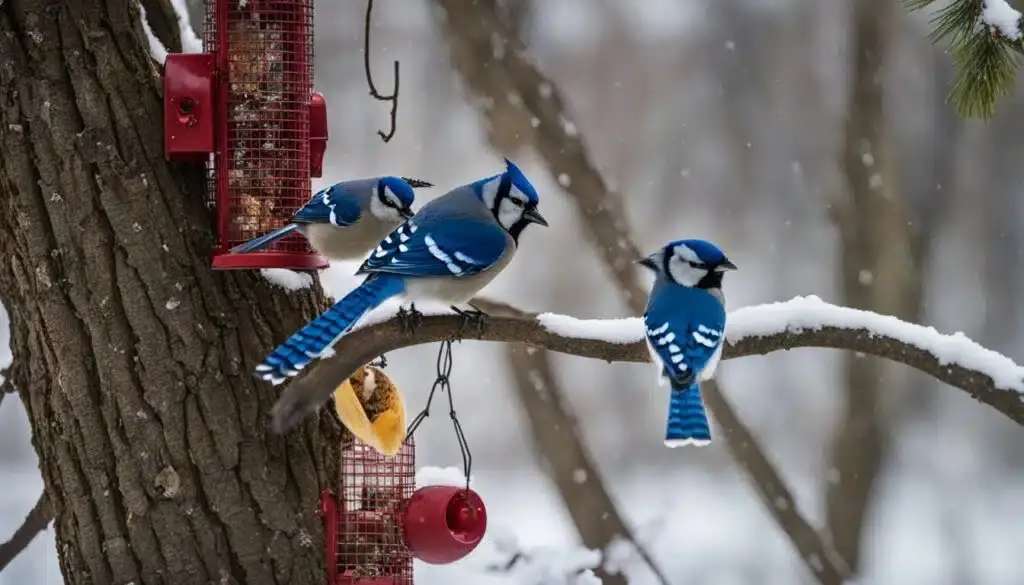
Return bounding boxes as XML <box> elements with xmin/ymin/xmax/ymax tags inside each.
<box><xmin>490</xmin><ymin>173</ymin><xmax>527</xmax><ymax>245</ymax></box>
<box><xmin>696</xmin><ymin>270</ymin><xmax>723</xmax><ymax>290</ymax></box>
<box><xmin>376</xmin><ymin>182</ymin><xmax>390</xmax><ymax>208</ymax></box>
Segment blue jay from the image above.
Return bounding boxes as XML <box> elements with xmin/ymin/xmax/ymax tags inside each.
<box><xmin>638</xmin><ymin>239</ymin><xmax>737</xmax><ymax>447</ymax></box>
<box><xmin>230</xmin><ymin>176</ymin><xmax>431</xmax><ymax>261</ymax></box>
<box><xmin>256</xmin><ymin>159</ymin><xmax>549</xmax><ymax>384</ymax></box>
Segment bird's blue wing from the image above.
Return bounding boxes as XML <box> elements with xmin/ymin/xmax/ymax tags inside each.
<box><xmin>644</xmin><ymin>291</ymin><xmax>726</xmax><ymax>386</ymax></box>
<box><xmin>357</xmin><ymin>215</ymin><xmax>508</xmax><ymax>278</ymax></box>
<box><xmin>292</xmin><ymin>184</ymin><xmax>362</xmax><ymax>227</ymax></box>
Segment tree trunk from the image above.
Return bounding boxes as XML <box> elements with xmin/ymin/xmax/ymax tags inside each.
<box><xmin>828</xmin><ymin>0</ymin><xmax>916</xmax><ymax>573</ymax></box>
<box><xmin>0</xmin><ymin>2</ymin><xmax>339</xmax><ymax>584</ymax></box>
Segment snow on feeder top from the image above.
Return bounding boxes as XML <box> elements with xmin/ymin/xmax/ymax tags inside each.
<box><xmin>163</xmin><ymin>0</ymin><xmax>329</xmax><ymax>271</ymax></box>
<box><xmin>320</xmin><ymin>439</ymin><xmax>487</xmax><ymax>585</ymax></box>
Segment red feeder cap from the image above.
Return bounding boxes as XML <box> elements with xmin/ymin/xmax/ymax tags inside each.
<box><xmin>402</xmin><ymin>485</ymin><xmax>487</xmax><ymax>565</ymax></box>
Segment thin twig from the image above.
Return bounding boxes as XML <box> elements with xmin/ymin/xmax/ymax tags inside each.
<box><xmin>507</xmin><ymin>345</ymin><xmax>672</xmax><ymax>585</ymax></box>
<box><xmin>434</xmin><ymin>0</ymin><xmax>648</xmax><ymax>309</ymax></box>
<box><xmin>479</xmin><ymin>301</ymin><xmax>671</xmax><ymax>585</ymax></box>
<box><xmin>0</xmin><ymin>490</ymin><xmax>53</xmax><ymax>571</ymax></box>
<box><xmin>363</xmin><ymin>0</ymin><xmax>400</xmax><ymax>142</ymax></box>
<box><xmin>702</xmin><ymin>381</ymin><xmax>850</xmax><ymax>585</ymax></box>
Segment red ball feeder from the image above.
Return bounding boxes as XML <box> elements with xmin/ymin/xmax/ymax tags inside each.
<box><xmin>403</xmin><ymin>485</ymin><xmax>487</xmax><ymax>565</ymax></box>
<box><xmin>320</xmin><ymin>439</ymin><xmax>487</xmax><ymax>585</ymax></box>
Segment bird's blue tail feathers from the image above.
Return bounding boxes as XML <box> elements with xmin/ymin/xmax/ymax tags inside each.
<box><xmin>255</xmin><ymin>274</ymin><xmax>405</xmax><ymax>384</ymax></box>
<box><xmin>230</xmin><ymin>223</ymin><xmax>299</xmax><ymax>254</ymax></box>
<box><xmin>665</xmin><ymin>380</ymin><xmax>711</xmax><ymax>447</ymax></box>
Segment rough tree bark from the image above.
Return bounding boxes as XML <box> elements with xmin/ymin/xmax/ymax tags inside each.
<box><xmin>0</xmin><ymin>2</ymin><xmax>340</xmax><ymax>584</ymax></box>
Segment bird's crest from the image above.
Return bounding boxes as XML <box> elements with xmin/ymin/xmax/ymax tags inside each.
<box><xmin>378</xmin><ymin>176</ymin><xmax>419</xmax><ymax>207</ymax></box>
<box><xmin>671</xmin><ymin>239</ymin><xmax>726</xmax><ymax>265</ymax></box>
<box><xmin>503</xmin><ymin>158</ymin><xmax>540</xmax><ymax>204</ymax></box>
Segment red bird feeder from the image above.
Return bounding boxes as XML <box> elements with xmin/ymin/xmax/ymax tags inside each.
<box><xmin>163</xmin><ymin>0</ymin><xmax>330</xmax><ymax>271</ymax></box>
<box><xmin>320</xmin><ymin>439</ymin><xmax>487</xmax><ymax>585</ymax></box>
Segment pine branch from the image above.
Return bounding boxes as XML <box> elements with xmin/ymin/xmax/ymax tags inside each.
<box><xmin>906</xmin><ymin>0</ymin><xmax>1024</xmax><ymax>117</ymax></box>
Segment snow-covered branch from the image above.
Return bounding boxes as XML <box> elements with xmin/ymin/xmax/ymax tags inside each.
<box><xmin>0</xmin><ymin>490</ymin><xmax>51</xmax><ymax>572</ymax></box>
<box><xmin>270</xmin><ymin>295</ymin><xmax>1024</xmax><ymax>434</ymax></box>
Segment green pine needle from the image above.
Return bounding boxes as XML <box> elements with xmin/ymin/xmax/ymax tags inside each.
<box><xmin>950</xmin><ymin>31</ymin><xmax>1020</xmax><ymax>117</ymax></box>
<box><xmin>905</xmin><ymin>0</ymin><xmax>943</xmax><ymax>12</ymax></box>
<box><xmin>929</xmin><ymin>1</ymin><xmax>982</xmax><ymax>46</ymax></box>
<box><xmin>904</xmin><ymin>0</ymin><xmax>1024</xmax><ymax>118</ymax></box>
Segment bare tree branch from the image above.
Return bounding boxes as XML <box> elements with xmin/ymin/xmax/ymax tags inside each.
<box><xmin>270</xmin><ymin>306</ymin><xmax>1024</xmax><ymax>434</ymax></box>
<box><xmin>476</xmin><ymin>300</ymin><xmax>669</xmax><ymax>585</ymax></box>
<box><xmin>431</xmin><ymin>4</ymin><xmax>853</xmax><ymax>584</ymax></box>
<box><xmin>508</xmin><ymin>345</ymin><xmax>670</xmax><ymax>585</ymax></box>
<box><xmin>432</xmin><ymin>0</ymin><xmax>535</xmax><ymax>155</ymax></box>
<box><xmin>434</xmin><ymin>4</ymin><xmax>667</xmax><ymax>582</ymax></box>
<box><xmin>702</xmin><ymin>380</ymin><xmax>850</xmax><ymax>585</ymax></box>
<box><xmin>0</xmin><ymin>490</ymin><xmax>52</xmax><ymax>572</ymax></box>
<box><xmin>434</xmin><ymin>0</ymin><xmax>647</xmax><ymax>309</ymax></box>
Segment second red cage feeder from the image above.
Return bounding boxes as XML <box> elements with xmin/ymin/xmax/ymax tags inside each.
<box><xmin>320</xmin><ymin>439</ymin><xmax>487</xmax><ymax>585</ymax></box>
<box><xmin>163</xmin><ymin>0</ymin><xmax>330</xmax><ymax>271</ymax></box>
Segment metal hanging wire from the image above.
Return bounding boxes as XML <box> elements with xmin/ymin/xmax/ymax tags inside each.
<box><xmin>405</xmin><ymin>338</ymin><xmax>472</xmax><ymax>490</ymax></box>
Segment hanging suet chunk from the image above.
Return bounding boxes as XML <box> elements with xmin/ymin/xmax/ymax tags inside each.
<box><xmin>333</xmin><ymin>365</ymin><xmax>407</xmax><ymax>456</ymax></box>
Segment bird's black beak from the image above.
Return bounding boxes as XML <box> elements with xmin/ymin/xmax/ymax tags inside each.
<box><xmin>636</xmin><ymin>256</ymin><xmax>658</xmax><ymax>271</ymax></box>
<box><xmin>399</xmin><ymin>207</ymin><xmax>415</xmax><ymax>219</ymax></box>
<box><xmin>716</xmin><ymin>258</ymin><xmax>738</xmax><ymax>271</ymax></box>
<box><xmin>523</xmin><ymin>207</ymin><xmax>548</xmax><ymax>226</ymax></box>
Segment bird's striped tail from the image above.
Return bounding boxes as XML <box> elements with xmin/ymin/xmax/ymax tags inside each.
<box><xmin>255</xmin><ymin>274</ymin><xmax>405</xmax><ymax>385</ymax></box>
<box><xmin>230</xmin><ymin>223</ymin><xmax>299</xmax><ymax>254</ymax></box>
<box><xmin>664</xmin><ymin>381</ymin><xmax>711</xmax><ymax>447</ymax></box>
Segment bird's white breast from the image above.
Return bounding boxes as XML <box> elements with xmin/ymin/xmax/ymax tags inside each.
<box><xmin>698</xmin><ymin>343</ymin><xmax>723</xmax><ymax>381</ymax></box>
<box><xmin>304</xmin><ymin>218</ymin><xmax>400</xmax><ymax>261</ymax></box>
<box><xmin>401</xmin><ymin>236</ymin><xmax>516</xmax><ymax>304</ymax></box>
<box><xmin>645</xmin><ymin>337</ymin><xmax>670</xmax><ymax>387</ymax></box>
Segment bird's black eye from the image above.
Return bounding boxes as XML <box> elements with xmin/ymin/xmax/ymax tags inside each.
<box><xmin>689</xmin><ymin>261</ymin><xmax>708</xmax><ymax>270</ymax></box>
<box><xmin>510</xmin><ymin>198</ymin><xmax>525</xmax><ymax>207</ymax></box>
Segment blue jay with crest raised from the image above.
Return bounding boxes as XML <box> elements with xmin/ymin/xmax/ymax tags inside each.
<box><xmin>639</xmin><ymin>239</ymin><xmax>737</xmax><ymax>447</ymax></box>
<box><xmin>256</xmin><ymin>159</ymin><xmax>549</xmax><ymax>384</ymax></box>
<box><xmin>230</xmin><ymin>176</ymin><xmax>431</xmax><ymax>261</ymax></box>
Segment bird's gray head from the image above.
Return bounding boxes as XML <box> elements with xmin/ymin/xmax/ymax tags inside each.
<box><xmin>369</xmin><ymin>176</ymin><xmax>430</xmax><ymax>222</ymax></box>
<box><xmin>471</xmin><ymin>158</ymin><xmax>548</xmax><ymax>242</ymax></box>
<box><xmin>638</xmin><ymin>238</ymin><xmax>737</xmax><ymax>289</ymax></box>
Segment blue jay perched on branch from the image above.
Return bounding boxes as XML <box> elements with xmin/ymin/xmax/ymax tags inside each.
<box><xmin>256</xmin><ymin>159</ymin><xmax>549</xmax><ymax>384</ymax></box>
<box><xmin>638</xmin><ymin>239</ymin><xmax>737</xmax><ymax>447</ymax></box>
<box><xmin>230</xmin><ymin>176</ymin><xmax>431</xmax><ymax>261</ymax></box>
